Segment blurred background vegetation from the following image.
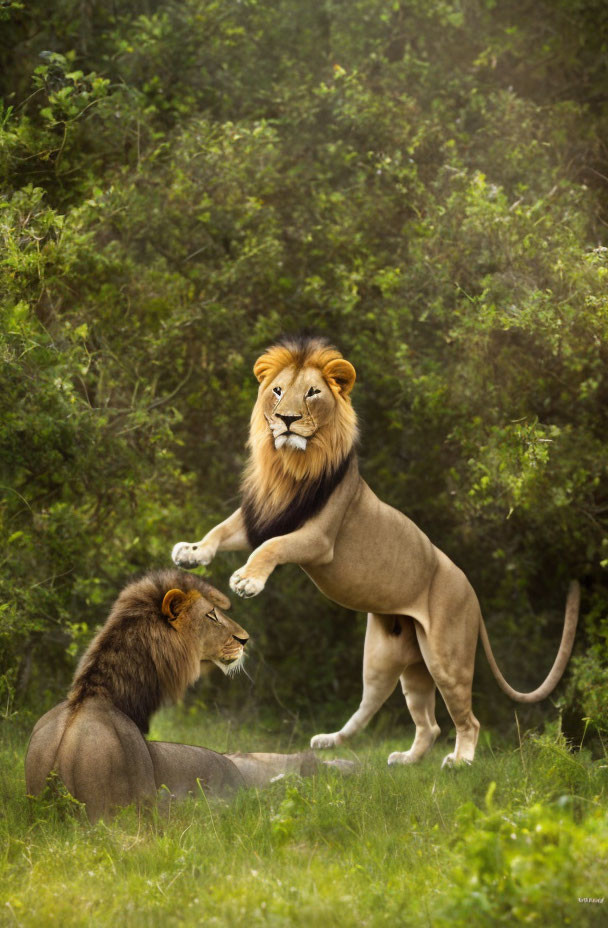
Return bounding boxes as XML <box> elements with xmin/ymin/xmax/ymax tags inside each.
<box><xmin>1</xmin><ymin>0</ymin><xmax>607</xmax><ymax>739</ymax></box>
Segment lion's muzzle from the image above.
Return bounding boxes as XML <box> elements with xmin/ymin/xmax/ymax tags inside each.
<box><xmin>213</xmin><ymin>635</ymin><xmax>247</xmax><ymax>676</ymax></box>
<box><xmin>274</xmin><ymin>433</ymin><xmax>308</xmax><ymax>451</ymax></box>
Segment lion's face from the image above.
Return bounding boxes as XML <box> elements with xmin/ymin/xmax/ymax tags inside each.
<box><xmin>261</xmin><ymin>364</ymin><xmax>337</xmax><ymax>453</ymax></box>
<box><xmin>162</xmin><ymin>588</ymin><xmax>249</xmax><ymax>676</ymax></box>
<box><xmin>244</xmin><ymin>338</ymin><xmax>358</xmax><ymax>493</ymax></box>
<box><xmin>255</xmin><ymin>352</ymin><xmax>356</xmax><ymax>457</ymax></box>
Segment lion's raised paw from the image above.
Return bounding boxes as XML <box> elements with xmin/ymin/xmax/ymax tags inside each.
<box><xmin>171</xmin><ymin>541</ymin><xmax>215</xmax><ymax>568</ymax></box>
<box><xmin>229</xmin><ymin>570</ymin><xmax>265</xmax><ymax>598</ymax></box>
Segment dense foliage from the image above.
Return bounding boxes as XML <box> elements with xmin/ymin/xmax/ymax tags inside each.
<box><xmin>1</xmin><ymin>0</ymin><xmax>607</xmax><ymax>732</ymax></box>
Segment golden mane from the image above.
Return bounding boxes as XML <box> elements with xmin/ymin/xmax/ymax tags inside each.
<box><xmin>68</xmin><ymin>570</ymin><xmax>230</xmax><ymax>733</ymax></box>
<box><xmin>242</xmin><ymin>336</ymin><xmax>358</xmax><ymax>527</ymax></box>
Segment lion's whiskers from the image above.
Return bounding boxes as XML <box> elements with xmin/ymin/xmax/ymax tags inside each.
<box><xmin>212</xmin><ymin>651</ymin><xmax>246</xmax><ymax>677</ymax></box>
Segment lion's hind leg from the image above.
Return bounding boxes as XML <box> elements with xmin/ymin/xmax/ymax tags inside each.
<box><xmin>388</xmin><ymin>661</ymin><xmax>440</xmax><ymax>766</ymax></box>
<box><xmin>415</xmin><ymin>596</ymin><xmax>481</xmax><ymax>766</ymax></box>
<box><xmin>311</xmin><ymin>614</ymin><xmax>417</xmax><ymax>751</ymax></box>
<box><xmin>436</xmin><ymin>682</ymin><xmax>480</xmax><ymax>767</ymax></box>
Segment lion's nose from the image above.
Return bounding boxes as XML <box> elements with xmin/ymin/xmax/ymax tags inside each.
<box><xmin>233</xmin><ymin>635</ymin><xmax>248</xmax><ymax>646</ymax></box>
<box><xmin>277</xmin><ymin>414</ymin><xmax>302</xmax><ymax>430</ymax></box>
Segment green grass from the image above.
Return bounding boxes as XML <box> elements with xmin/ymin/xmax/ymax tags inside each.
<box><xmin>1</xmin><ymin>710</ymin><xmax>607</xmax><ymax>927</ymax></box>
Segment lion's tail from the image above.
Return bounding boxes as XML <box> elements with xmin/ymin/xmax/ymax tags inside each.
<box><xmin>479</xmin><ymin>580</ymin><xmax>580</xmax><ymax>703</ymax></box>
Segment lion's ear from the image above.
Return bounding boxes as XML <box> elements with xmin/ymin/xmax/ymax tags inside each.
<box><xmin>323</xmin><ymin>358</ymin><xmax>356</xmax><ymax>396</ymax></box>
<box><xmin>208</xmin><ymin>588</ymin><xmax>231</xmax><ymax>611</ymax></box>
<box><xmin>253</xmin><ymin>353</ymin><xmax>274</xmax><ymax>383</ymax></box>
<box><xmin>162</xmin><ymin>589</ymin><xmax>187</xmax><ymax>622</ymax></box>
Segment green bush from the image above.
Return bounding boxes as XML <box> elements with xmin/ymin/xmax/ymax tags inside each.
<box><xmin>437</xmin><ymin>796</ymin><xmax>608</xmax><ymax>925</ymax></box>
<box><xmin>1</xmin><ymin>0</ymin><xmax>607</xmax><ymax>723</ymax></box>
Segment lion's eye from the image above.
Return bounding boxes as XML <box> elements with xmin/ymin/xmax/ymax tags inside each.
<box><xmin>273</xmin><ymin>386</ymin><xmax>282</xmax><ymax>398</ymax></box>
<box><xmin>306</xmin><ymin>387</ymin><xmax>321</xmax><ymax>398</ymax></box>
<box><xmin>206</xmin><ymin>610</ymin><xmax>219</xmax><ymax>623</ymax></box>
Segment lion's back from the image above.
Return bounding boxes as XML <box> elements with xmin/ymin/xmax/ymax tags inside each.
<box><xmin>25</xmin><ymin>697</ymin><xmax>156</xmax><ymax>821</ymax></box>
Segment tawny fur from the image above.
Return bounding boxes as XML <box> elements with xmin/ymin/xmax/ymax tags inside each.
<box><xmin>172</xmin><ymin>337</ymin><xmax>580</xmax><ymax>768</ymax></box>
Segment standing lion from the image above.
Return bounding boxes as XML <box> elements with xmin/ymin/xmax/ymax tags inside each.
<box><xmin>173</xmin><ymin>336</ymin><xmax>579</xmax><ymax>767</ymax></box>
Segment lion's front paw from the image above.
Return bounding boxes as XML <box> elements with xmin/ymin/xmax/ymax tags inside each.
<box><xmin>171</xmin><ymin>541</ymin><xmax>215</xmax><ymax>569</ymax></box>
<box><xmin>229</xmin><ymin>569</ymin><xmax>266</xmax><ymax>599</ymax></box>
<box><xmin>310</xmin><ymin>732</ymin><xmax>344</xmax><ymax>750</ymax></box>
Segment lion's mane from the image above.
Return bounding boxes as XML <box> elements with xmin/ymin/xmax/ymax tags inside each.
<box><xmin>68</xmin><ymin>569</ymin><xmax>226</xmax><ymax>733</ymax></box>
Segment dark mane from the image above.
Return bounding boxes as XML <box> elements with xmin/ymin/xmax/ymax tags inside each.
<box><xmin>68</xmin><ymin>570</ymin><xmax>220</xmax><ymax>734</ymax></box>
<box><xmin>274</xmin><ymin>332</ymin><xmax>333</xmax><ymax>357</ymax></box>
<box><xmin>242</xmin><ymin>451</ymin><xmax>354</xmax><ymax>548</ymax></box>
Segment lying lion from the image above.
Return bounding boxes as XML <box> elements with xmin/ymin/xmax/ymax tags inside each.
<box><xmin>26</xmin><ymin>569</ymin><xmax>349</xmax><ymax>821</ymax></box>
<box><xmin>173</xmin><ymin>335</ymin><xmax>580</xmax><ymax>767</ymax></box>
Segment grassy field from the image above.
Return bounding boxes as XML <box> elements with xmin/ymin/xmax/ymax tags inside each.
<box><xmin>1</xmin><ymin>708</ymin><xmax>607</xmax><ymax>928</ymax></box>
